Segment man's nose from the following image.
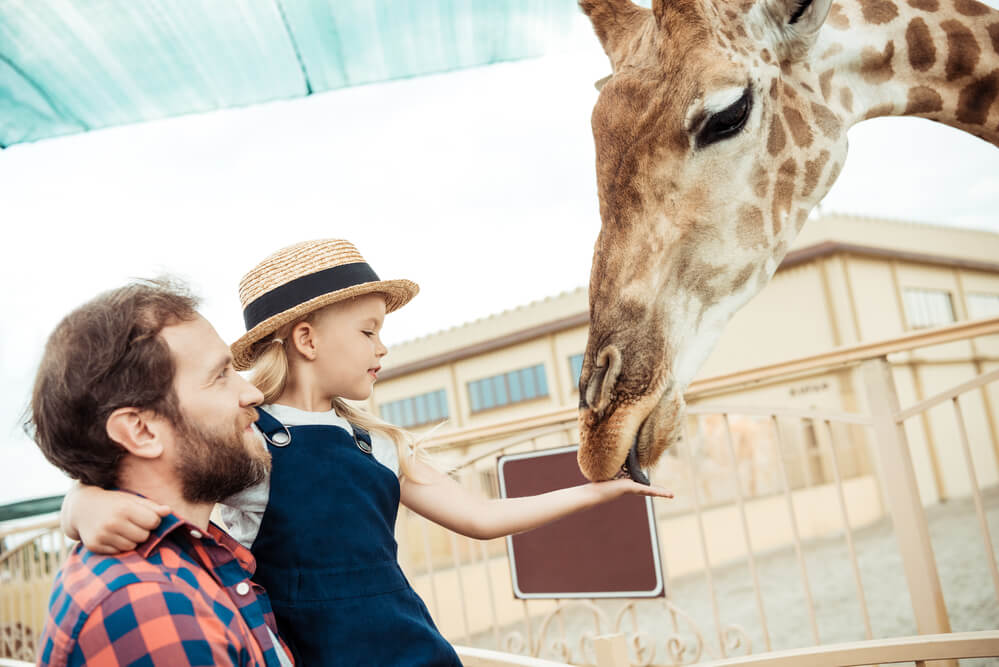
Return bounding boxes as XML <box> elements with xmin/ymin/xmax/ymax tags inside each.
<box><xmin>238</xmin><ymin>375</ymin><xmax>265</xmax><ymax>407</ymax></box>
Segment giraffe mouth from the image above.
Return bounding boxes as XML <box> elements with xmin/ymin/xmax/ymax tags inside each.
<box><xmin>613</xmin><ymin>437</ymin><xmax>650</xmax><ymax>485</ymax></box>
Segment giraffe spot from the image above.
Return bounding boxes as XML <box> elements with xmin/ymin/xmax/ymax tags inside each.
<box><xmin>954</xmin><ymin>0</ymin><xmax>989</xmax><ymax>16</ymax></box>
<box><xmin>826</xmin><ymin>161</ymin><xmax>843</xmax><ymax>188</ymax></box>
<box><xmin>861</xmin><ymin>0</ymin><xmax>900</xmax><ymax>24</ymax></box>
<box><xmin>860</xmin><ymin>41</ymin><xmax>896</xmax><ymax>83</ymax></box>
<box><xmin>735</xmin><ymin>204</ymin><xmax>767</xmax><ymax>249</ymax></box>
<box><xmin>750</xmin><ymin>162</ymin><xmax>770</xmax><ymax>198</ymax></box>
<box><xmin>772</xmin><ymin>159</ymin><xmax>797</xmax><ymax>236</ymax></box>
<box><xmin>864</xmin><ymin>103</ymin><xmax>896</xmax><ymax>118</ymax></box>
<box><xmin>761</xmin><ymin>49</ymin><xmax>773</xmax><ymax>63</ymax></box>
<box><xmin>811</xmin><ymin>102</ymin><xmax>844</xmax><ymax>137</ymax></box>
<box><xmin>942</xmin><ymin>19</ymin><xmax>981</xmax><ymax>81</ymax></box>
<box><xmin>770</xmin><ymin>78</ymin><xmax>780</xmax><ymax>100</ymax></box>
<box><xmin>988</xmin><ymin>23</ymin><xmax>999</xmax><ymax>55</ymax></box>
<box><xmin>736</xmin><ymin>24</ymin><xmax>748</xmax><ymax>38</ymax></box>
<box><xmin>840</xmin><ymin>86</ymin><xmax>855</xmax><ymax>112</ymax></box>
<box><xmin>827</xmin><ymin>4</ymin><xmax>851</xmax><ymax>28</ymax></box>
<box><xmin>820</xmin><ymin>69</ymin><xmax>836</xmax><ymax>100</ymax></box>
<box><xmin>908</xmin><ymin>0</ymin><xmax>939</xmax><ymax>9</ymax></box>
<box><xmin>723</xmin><ymin>29</ymin><xmax>737</xmax><ymax>41</ymax></box>
<box><xmin>803</xmin><ymin>150</ymin><xmax>832</xmax><ymax>197</ymax></box>
<box><xmin>821</xmin><ymin>44</ymin><xmax>845</xmax><ymax>59</ymax></box>
<box><xmin>768</xmin><ymin>112</ymin><xmax>788</xmax><ymax>155</ymax></box>
<box><xmin>785</xmin><ymin>107</ymin><xmax>815</xmax><ymax>146</ymax></box>
<box><xmin>906</xmin><ymin>18</ymin><xmax>937</xmax><ymax>71</ymax></box>
<box><xmin>726</xmin><ymin>9</ymin><xmax>738</xmax><ymax>19</ymax></box>
<box><xmin>956</xmin><ymin>69</ymin><xmax>999</xmax><ymax>124</ymax></box>
<box><xmin>795</xmin><ymin>209</ymin><xmax>810</xmax><ymax>231</ymax></box>
<box><xmin>905</xmin><ymin>85</ymin><xmax>945</xmax><ymax>113</ymax></box>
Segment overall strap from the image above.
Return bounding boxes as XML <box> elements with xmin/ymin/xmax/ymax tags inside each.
<box><xmin>351</xmin><ymin>424</ymin><xmax>373</xmax><ymax>455</ymax></box>
<box><xmin>255</xmin><ymin>407</ymin><xmax>292</xmax><ymax>447</ymax></box>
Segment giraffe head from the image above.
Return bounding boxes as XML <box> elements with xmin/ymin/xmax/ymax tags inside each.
<box><xmin>576</xmin><ymin>0</ymin><xmax>850</xmax><ymax>481</ymax></box>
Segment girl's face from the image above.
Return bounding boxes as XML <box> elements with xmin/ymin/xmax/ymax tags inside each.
<box><xmin>310</xmin><ymin>293</ymin><xmax>388</xmax><ymax>401</ymax></box>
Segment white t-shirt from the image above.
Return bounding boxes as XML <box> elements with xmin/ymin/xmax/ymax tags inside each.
<box><xmin>219</xmin><ymin>403</ymin><xmax>400</xmax><ymax>550</ymax></box>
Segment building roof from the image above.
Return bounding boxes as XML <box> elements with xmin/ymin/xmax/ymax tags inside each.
<box><xmin>382</xmin><ymin>214</ymin><xmax>999</xmax><ymax>374</ymax></box>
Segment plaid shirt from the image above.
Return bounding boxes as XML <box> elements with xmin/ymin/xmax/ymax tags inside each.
<box><xmin>37</xmin><ymin>511</ymin><xmax>292</xmax><ymax>666</ymax></box>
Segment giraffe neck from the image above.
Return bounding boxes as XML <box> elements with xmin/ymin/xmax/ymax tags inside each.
<box><xmin>810</xmin><ymin>0</ymin><xmax>999</xmax><ymax>147</ymax></box>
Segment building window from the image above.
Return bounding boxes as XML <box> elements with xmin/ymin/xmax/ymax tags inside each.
<box><xmin>380</xmin><ymin>389</ymin><xmax>448</xmax><ymax>428</ymax></box>
<box><xmin>569</xmin><ymin>353</ymin><xmax>584</xmax><ymax>390</ymax></box>
<box><xmin>902</xmin><ymin>288</ymin><xmax>955</xmax><ymax>329</ymax></box>
<box><xmin>968</xmin><ymin>292</ymin><xmax>999</xmax><ymax>319</ymax></box>
<box><xmin>468</xmin><ymin>364</ymin><xmax>548</xmax><ymax>412</ymax></box>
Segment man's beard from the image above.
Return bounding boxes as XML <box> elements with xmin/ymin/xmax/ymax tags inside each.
<box><xmin>173</xmin><ymin>410</ymin><xmax>271</xmax><ymax>504</ymax></box>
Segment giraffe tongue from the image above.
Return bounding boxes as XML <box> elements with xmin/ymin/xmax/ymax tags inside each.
<box><xmin>622</xmin><ymin>437</ymin><xmax>650</xmax><ymax>486</ymax></box>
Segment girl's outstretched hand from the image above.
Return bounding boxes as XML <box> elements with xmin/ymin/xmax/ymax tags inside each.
<box><xmin>62</xmin><ymin>485</ymin><xmax>171</xmax><ymax>555</ymax></box>
<box><xmin>592</xmin><ymin>478</ymin><xmax>674</xmax><ymax>501</ymax></box>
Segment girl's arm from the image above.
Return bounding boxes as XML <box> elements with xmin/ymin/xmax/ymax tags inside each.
<box><xmin>61</xmin><ymin>482</ymin><xmax>171</xmax><ymax>554</ymax></box>
<box><xmin>399</xmin><ymin>459</ymin><xmax>672</xmax><ymax>540</ymax></box>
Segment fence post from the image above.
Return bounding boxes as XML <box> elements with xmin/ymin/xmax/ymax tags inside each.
<box><xmin>862</xmin><ymin>358</ymin><xmax>951</xmax><ymax>637</ymax></box>
<box><xmin>593</xmin><ymin>633</ymin><xmax>629</xmax><ymax>667</ymax></box>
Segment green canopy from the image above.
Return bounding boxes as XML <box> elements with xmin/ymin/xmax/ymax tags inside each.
<box><xmin>0</xmin><ymin>494</ymin><xmax>63</xmax><ymax>523</ymax></box>
<box><xmin>0</xmin><ymin>0</ymin><xmax>577</xmax><ymax>148</ymax></box>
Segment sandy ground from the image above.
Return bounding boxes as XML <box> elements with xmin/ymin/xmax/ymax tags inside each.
<box><xmin>464</xmin><ymin>487</ymin><xmax>999</xmax><ymax>665</ymax></box>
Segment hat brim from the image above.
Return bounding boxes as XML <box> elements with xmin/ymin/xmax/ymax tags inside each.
<box><xmin>231</xmin><ymin>278</ymin><xmax>418</xmax><ymax>371</ymax></box>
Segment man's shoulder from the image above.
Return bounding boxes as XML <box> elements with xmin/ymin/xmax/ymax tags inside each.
<box><xmin>53</xmin><ymin>545</ymin><xmax>171</xmax><ymax>608</ymax></box>
<box><xmin>55</xmin><ymin>545</ymin><xmax>172</xmax><ymax>611</ymax></box>
<box><xmin>39</xmin><ymin>546</ymin><xmax>230</xmax><ymax>665</ymax></box>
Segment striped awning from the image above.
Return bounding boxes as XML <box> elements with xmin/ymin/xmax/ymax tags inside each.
<box><xmin>0</xmin><ymin>0</ymin><xmax>577</xmax><ymax>148</ymax></box>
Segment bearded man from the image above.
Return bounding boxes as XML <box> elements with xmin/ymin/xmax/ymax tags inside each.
<box><xmin>27</xmin><ymin>279</ymin><xmax>292</xmax><ymax>666</ymax></box>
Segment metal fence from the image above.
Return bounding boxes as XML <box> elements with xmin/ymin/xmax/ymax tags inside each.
<box><xmin>2</xmin><ymin>317</ymin><xmax>998</xmax><ymax>666</ymax></box>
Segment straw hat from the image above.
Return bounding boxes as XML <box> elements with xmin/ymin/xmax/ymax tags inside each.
<box><xmin>231</xmin><ymin>239</ymin><xmax>418</xmax><ymax>370</ymax></box>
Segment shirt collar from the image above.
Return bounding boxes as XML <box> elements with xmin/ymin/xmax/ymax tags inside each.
<box><xmin>134</xmin><ymin>510</ymin><xmax>189</xmax><ymax>558</ymax></box>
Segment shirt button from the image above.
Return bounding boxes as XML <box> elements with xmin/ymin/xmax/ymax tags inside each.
<box><xmin>235</xmin><ymin>582</ymin><xmax>251</xmax><ymax>596</ymax></box>
<box><xmin>189</xmin><ymin>529</ymin><xmax>203</xmax><ymax>540</ymax></box>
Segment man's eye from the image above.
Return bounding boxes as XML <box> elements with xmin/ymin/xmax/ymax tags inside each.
<box><xmin>217</xmin><ymin>367</ymin><xmax>229</xmax><ymax>380</ymax></box>
<box><xmin>363</xmin><ymin>331</ymin><xmax>375</xmax><ymax>337</ymax></box>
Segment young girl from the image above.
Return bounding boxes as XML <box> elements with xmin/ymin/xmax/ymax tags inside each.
<box><xmin>63</xmin><ymin>239</ymin><xmax>672</xmax><ymax>665</ymax></box>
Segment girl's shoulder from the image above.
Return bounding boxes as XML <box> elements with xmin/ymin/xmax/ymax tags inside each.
<box><xmin>260</xmin><ymin>404</ymin><xmax>400</xmax><ymax>477</ymax></box>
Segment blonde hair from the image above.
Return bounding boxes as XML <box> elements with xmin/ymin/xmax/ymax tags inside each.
<box><xmin>247</xmin><ymin>309</ymin><xmax>433</xmax><ymax>480</ymax></box>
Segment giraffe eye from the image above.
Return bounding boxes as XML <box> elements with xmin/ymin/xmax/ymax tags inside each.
<box><xmin>696</xmin><ymin>88</ymin><xmax>753</xmax><ymax>149</ymax></box>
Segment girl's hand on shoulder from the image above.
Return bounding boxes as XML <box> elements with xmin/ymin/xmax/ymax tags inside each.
<box><xmin>64</xmin><ymin>485</ymin><xmax>171</xmax><ymax>555</ymax></box>
<box><xmin>592</xmin><ymin>479</ymin><xmax>674</xmax><ymax>501</ymax></box>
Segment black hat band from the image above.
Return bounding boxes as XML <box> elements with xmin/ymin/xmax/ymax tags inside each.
<box><xmin>242</xmin><ymin>262</ymin><xmax>381</xmax><ymax>331</ymax></box>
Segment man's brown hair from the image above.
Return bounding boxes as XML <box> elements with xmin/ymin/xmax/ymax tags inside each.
<box><xmin>27</xmin><ymin>279</ymin><xmax>200</xmax><ymax>488</ymax></box>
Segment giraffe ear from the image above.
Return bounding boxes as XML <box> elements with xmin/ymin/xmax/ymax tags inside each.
<box><xmin>579</xmin><ymin>0</ymin><xmax>649</xmax><ymax>69</ymax></box>
<box><xmin>757</xmin><ymin>0</ymin><xmax>833</xmax><ymax>61</ymax></box>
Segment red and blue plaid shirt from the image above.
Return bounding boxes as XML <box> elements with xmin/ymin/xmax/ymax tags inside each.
<box><xmin>37</xmin><ymin>511</ymin><xmax>293</xmax><ymax>666</ymax></box>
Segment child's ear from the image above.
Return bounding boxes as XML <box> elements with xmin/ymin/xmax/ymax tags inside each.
<box><xmin>290</xmin><ymin>321</ymin><xmax>318</xmax><ymax>361</ymax></box>
<box><xmin>106</xmin><ymin>408</ymin><xmax>165</xmax><ymax>459</ymax></box>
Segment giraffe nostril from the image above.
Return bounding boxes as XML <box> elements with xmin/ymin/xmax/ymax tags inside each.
<box><xmin>584</xmin><ymin>345</ymin><xmax>623</xmax><ymax>414</ymax></box>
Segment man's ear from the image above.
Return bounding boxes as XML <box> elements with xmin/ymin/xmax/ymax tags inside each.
<box><xmin>106</xmin><ymin>408</ymin><xmax>165</xmax><ymax>459</ymax></box>
<box><xmin>290</xmin><ymin>321</ymin><xmax>318</xmax><ymax>361</ymax></box>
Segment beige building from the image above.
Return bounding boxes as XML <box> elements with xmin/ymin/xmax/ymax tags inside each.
<box><xmin>366</xmin><ymin>214</ymin><xmax>999</xmax><ymax>506</ymax></box>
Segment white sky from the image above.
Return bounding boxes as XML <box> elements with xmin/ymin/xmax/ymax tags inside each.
<box><xmin>2</xmin><ymin>13</ymin><xmax>998</xmax><ymax>505</ymax></box>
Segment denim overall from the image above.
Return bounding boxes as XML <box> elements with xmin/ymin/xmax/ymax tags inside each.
<box><xmin>251</xmin><ymin>408</ymin><xmax>462</xmax><ymax>666</ymax></box>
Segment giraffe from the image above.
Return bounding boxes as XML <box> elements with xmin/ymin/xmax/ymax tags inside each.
<box><xmin>574</xmin><ymin>0</ymin><xmax>999</xmax><ymax>482</ymax></box>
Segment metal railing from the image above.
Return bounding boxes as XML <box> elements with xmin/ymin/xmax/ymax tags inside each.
<box><xmin>407</xmin><ymin>317</ymin><xmax>999</xmax><ymax>665</ymax></box>
<box><xmin>2</xmin><ymin>317</ymin><xmax>997</xmax><ymax>665</ymax></box>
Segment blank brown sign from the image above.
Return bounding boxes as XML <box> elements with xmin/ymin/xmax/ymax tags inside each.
<box><xmin>498</xmin><ymin>445</ymin><xmax>664</xmax><ymax>599</ymax></box>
